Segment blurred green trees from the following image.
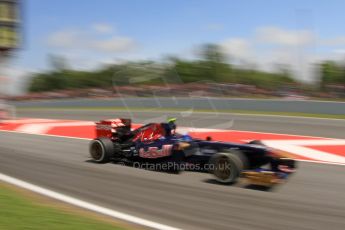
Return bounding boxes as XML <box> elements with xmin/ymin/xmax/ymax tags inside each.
<box><xmin>319</xmin><ymin>61</ymin><xmax>345</xmax><ymax>88</ymax></box>
<box><xmin>28</xmin><ymin>44</ymin><xmax>300</xmax><ymax>92</ymax></box>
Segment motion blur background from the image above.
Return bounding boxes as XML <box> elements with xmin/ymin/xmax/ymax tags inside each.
<box><xmin>0</xmin><ymin>0</ymin><xmax>345</xmax><ymax>100</ymax></box>
<box><xmin>0</xmin><ymin>2</ymin><xmax>345</xmax><ymax>230</ymax></box>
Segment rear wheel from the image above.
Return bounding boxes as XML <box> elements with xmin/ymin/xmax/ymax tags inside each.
<box><xmin>209</xmin><ymin>150</ymin><xmax>247</xmax><ymax>184</ymax></box>
<box><xmin>89</xmin><ymin>138</ymin><xmax>114</xmax><ymax>163</ymax></box>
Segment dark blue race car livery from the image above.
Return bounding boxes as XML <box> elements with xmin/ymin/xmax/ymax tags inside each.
<box><xmin>89</xmin><ymin>118</ymin><xmax>296</xmax><ymax>186</ymax></box>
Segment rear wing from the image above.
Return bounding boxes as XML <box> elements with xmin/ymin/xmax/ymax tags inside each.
<box><xmin>95</xmin><ymin>118</ymin><xmax>131</xmax><ymax>138</ymax></box>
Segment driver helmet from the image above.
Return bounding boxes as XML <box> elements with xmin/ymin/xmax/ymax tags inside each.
<box><xmin>167</xmin><ymin>117</ymin><xmax>177</xmax><ymax>130</ymax></box>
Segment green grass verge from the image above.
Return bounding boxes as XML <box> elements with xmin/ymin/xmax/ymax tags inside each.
<box><xmin>0</xmin><ymin>184</ymin><xmax>127</xmax><ymax>230</ymax></box>
<box><xmin>17</xmin><ymin>106</ymin><xmax>345</xmax><ymax>120</ymax></box>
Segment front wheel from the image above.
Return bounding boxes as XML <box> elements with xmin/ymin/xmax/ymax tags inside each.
<box><xmin>209</xmin><ymin>150</ymin><xmax>246</xmax><ymax>184</ymax></box>
<box><xmin>89</xmin><ymin>138</ymin><xmax>114</xmax><ymax>163</ymax></box>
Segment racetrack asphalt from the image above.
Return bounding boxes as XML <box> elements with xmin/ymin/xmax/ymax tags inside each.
<box><xmin>11</xmin><ymin>97</ymin><xmax>345</xmax><ymax>115</ymax></box>
<box><xmin>0</xmin><ymin>109</ymin><xmax>344</xmax><ymax>230</ymax></box>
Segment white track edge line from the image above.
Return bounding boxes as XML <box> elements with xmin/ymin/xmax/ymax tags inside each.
<box><xmin>295</xmin><ymin>159</ymin><xmax>345</xmax><ymax>166</ymax></box>
<box><xmin>0</xmin><ymin>173</ymin><xmax>181</xmax><ymax>230</ymax></box>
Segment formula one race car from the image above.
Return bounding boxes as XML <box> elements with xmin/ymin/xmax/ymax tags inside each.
<box><xmin>89</xmin><ymin>118</ymin><xmax>296</xmax><ymax>186</ymax></box>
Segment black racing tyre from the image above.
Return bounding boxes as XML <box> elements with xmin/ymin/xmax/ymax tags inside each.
<box><xmin>209</xmin><ymin>150</ymin><xmax>247</xmax><ymax>184</ymax></box>
<box><xmin>89</xmin><ymin>138</ymin><xmax>114</xmax><ymax>163</ymax></box>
